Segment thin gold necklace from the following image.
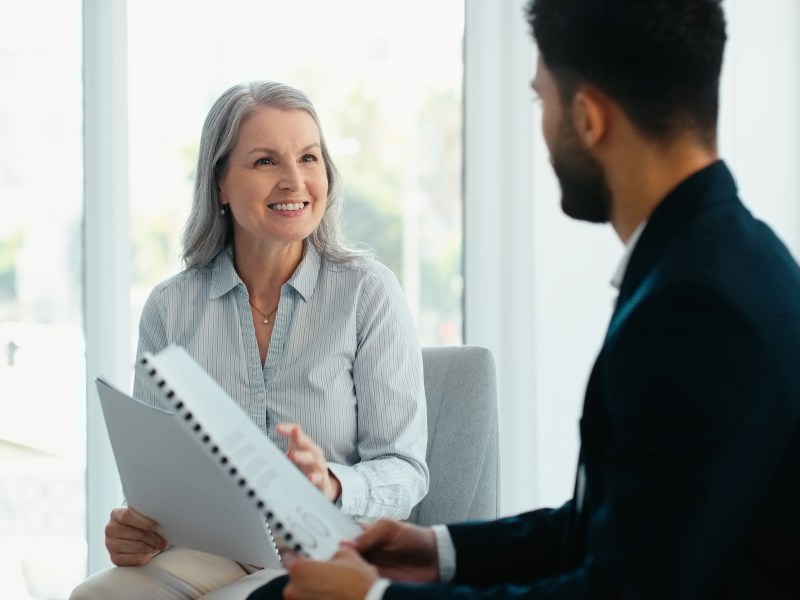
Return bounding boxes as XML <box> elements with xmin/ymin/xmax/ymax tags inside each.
<box><xmin>249</xmin><ymin>299</ymin><xmax>279</xmax><ymax>325</ymax></box>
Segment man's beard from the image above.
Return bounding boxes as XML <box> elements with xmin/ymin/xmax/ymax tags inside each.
<box><xmin>550</xmin><ymin>117</ymin><xmax>612</xmax><ymax>223</ymax></box>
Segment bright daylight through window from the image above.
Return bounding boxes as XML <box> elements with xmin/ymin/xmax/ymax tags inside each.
<box><xmin>0</xmin><ymin>1</ymin><xmax>86</xmax><ymax>598</ymax></box>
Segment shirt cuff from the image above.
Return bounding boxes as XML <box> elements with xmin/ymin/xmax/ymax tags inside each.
<box><xmin>433</xmin><ymin>524</ymin><xmax>456</xmax><ymax>583</ymax></box>
<box><xmin>365</xmin><ymin>577</ymin><xmax>392</xmax><ymax>600</ymax></box>
<box><xmin>327</xmin><ymin>462</ymin><xmax>367</xmax><ymax>515</ymax></box>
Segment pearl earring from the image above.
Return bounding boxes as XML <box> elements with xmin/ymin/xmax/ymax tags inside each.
<box><xmin>220</xmin><ymin>205</ymin><xmax>227</xmax><ymax>215</ymax></box>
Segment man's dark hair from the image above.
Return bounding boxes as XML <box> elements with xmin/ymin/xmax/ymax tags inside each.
<box><xmin>525</xmin><ymin>0</ymin><xmax>727</xmax><ymax>145</ymax></box>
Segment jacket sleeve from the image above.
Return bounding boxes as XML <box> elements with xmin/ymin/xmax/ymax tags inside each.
<box><xmin>447</xmin><ymin>504</ymin><xmax>574</xmax><ymax>586</ymax></box>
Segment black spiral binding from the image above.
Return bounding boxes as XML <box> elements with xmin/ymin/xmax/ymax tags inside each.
<box><xmin>139</xmin><ymin>356</ymin><xmax>304</xmax><ymax>557</ymax></box>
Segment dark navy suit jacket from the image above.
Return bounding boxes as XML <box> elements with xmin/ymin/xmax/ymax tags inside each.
<box><xmin>250</xmin><ymin>161</ymin><xmax>800</xmax><ymax>599</ymax></box>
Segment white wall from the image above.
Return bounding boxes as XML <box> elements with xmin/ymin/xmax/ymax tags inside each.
<box><xmin>720</xmin><ymin>0</ymin><xmax>800</xmax><ymax>260</ymax></box>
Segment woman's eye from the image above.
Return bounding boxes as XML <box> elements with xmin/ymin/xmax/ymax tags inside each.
<box><xmin>301</xmin><ymin>154</ymin><xmax>318</xmax><ymax>163</ymax></box>
<box><xmin>255</xmin><ymin>157</ymin><xmax>274</xmax><ymax>166</ymax></box>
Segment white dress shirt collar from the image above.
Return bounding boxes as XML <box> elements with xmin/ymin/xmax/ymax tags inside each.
<box><xmin>611</xmin><ymin>220</ymin><xmax>647</xmax><ymax>290</ymax></box>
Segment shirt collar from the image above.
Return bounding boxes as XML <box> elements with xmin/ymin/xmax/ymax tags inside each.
<box><xmin>611</xmin><ymin>220</ymin><xmax>647</xmax><ymax>290</ymax></box>
<box><xmin>208</xmin><ymin>241</ymin><xmax>322</xmax><ymax>301</ymax></box>
<box><xmin>285</xmin><ymin>242</ymin><xmax>322</xmax><ymax>302</ymax></box>
<box><xmin>209</xmin><ymin>246</ymin><xmax>241</xmax><ymax>299</ymax></box>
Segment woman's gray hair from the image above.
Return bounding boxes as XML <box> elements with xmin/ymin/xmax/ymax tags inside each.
<box><xmin>181</xmin><ymin>80</ymin><xmax>366</xmax><ymax>268</ymax></box>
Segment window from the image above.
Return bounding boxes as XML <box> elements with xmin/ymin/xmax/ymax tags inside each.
<box><xmin>0</xmin><ymin>1</ymin><xmax>86</xmax><ymax>596</ymax></box>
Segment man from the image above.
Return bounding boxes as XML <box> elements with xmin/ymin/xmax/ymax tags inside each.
<box><xmin>250</xmin><ymin>0</ymin><xmax>800</xmax><ymax>597</ymax></box>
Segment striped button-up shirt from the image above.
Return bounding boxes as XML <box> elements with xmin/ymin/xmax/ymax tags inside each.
<box><xmin>133</xmin><ymin>242</ymin><xmax>429</xmax><ymax>522</ymax></box>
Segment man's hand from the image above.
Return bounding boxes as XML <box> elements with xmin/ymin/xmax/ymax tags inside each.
<box><xmin>351</xmin><ymin>519</ymin><xmax>439</xmax><ymax>583</ymax></box>
<box><xmin>284</xmin><ymin>546</ymin><xmax>379</xmax><ymax>600</ymax></box>
<box><xmin>105</xmin><ymin>506</ymin><xmax>168</xmax><ymax>566</ymax></box>
<box><xmin>277</xmin><ymin>423</ymin><xmax>342</xmax><ymax>502</ymax></box>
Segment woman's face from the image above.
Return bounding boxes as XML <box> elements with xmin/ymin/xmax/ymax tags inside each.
<box><xmin>219</xmin><ymin>107</ymin><xmax>329</xmax><ymax>251</ymax></box>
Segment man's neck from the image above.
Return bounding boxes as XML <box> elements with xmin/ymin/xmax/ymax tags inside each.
<box><xmin>606</xmin><ymin>135</ymin><xmax>718</xmax><ymax>244</ymax></box>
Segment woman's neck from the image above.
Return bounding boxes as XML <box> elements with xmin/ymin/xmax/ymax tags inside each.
<box><xmin>232</xmin><ymin>238</ymin><xmax>304</xmax><ymax>299</ymax></box>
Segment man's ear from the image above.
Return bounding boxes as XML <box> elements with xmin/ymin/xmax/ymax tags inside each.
<box><xmin>570</xmin><ymin>86</ymin><xmax>608</xmax><ymax>149</ymax></box>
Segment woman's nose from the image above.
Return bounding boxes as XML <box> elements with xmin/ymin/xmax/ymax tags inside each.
<box><xmin>278</xmin><ymin>163</ymin><xmax>303</xmax><ymax>190</ymax></box>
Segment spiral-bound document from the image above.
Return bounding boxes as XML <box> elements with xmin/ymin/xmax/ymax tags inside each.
<box><xmin>133</xmin><ymin>343</ymin><xmax>362</xmax><ymax>560</ymax></box>
<box><xmin>97</xmin><ymin>377</ymin><xmax>283</xmax><ymax>568</ymax></box>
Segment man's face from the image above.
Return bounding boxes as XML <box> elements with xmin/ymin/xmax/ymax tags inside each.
<box><xmin>531</xmin><ymin>57</ymin><xmax>611</xmax><ymax>223</ymax></box>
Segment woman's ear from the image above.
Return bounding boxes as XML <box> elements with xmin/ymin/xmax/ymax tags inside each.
<box><xmin>571</xmin><ymin>86</ymin><xmax>608</xmax><ymax>149</ymax></box>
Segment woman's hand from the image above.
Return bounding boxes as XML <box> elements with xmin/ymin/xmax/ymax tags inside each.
<box><xmin>105</xmin><ymin>506</ymin><xmax>168</xmax><ymax>566</ymax></box>
<box><xmin>277</xmin><ymin>423</ymin><xmax>342</xmax><ymax>502</ymax></box>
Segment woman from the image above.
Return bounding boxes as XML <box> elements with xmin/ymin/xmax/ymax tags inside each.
<box><xmin>71</xmin><ymin>81</ymin><xmax>429</xmax><ymax>599</ymax></box>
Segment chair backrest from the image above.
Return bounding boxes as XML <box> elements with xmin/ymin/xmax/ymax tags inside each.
<box><xmin>408</xmin><ymin>345</ymin><xmax>500</xmax><ymax>526</ymax></box>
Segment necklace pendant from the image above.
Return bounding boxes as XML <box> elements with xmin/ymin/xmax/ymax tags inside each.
<box><xmin>263</xmin><ymin>317</ymin><xmax>269</xmax><ymax>324</ymax></box>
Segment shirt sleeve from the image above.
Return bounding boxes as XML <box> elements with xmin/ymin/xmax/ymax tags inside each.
<box><xmin>434</xmin><ymin>525</ymin><xmax>457</xmax><ymax>583</ymax></box>
<box><xmin>328</xmin><ymin>265</ymin><xmax>430</xmax><ymax>521</ymax></box>
<box><xmin>131</xmin><ymin>285</ymin><xmax>170</xmax><ymax>409</ymax></box>
<box><xmin>364</xmin><ymin>577</ymin><xmax>392</xmax><ymax>600</ymax></box>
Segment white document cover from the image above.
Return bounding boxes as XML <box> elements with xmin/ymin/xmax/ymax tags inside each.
<box><xmin>96</xmin><ymin>377</ymin><xmax>283</xmax><ymax>568</ymax></box>
<box><xmin>133</xmin><ymin>344</ymin><xmax>363</xmax><ymax>560</ymax></box>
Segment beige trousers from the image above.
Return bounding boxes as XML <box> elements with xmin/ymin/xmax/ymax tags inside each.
<box><xmin>69</xmin><ymin>546</ymin><xmax>284</xmax><ymax>600</ymax></box>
